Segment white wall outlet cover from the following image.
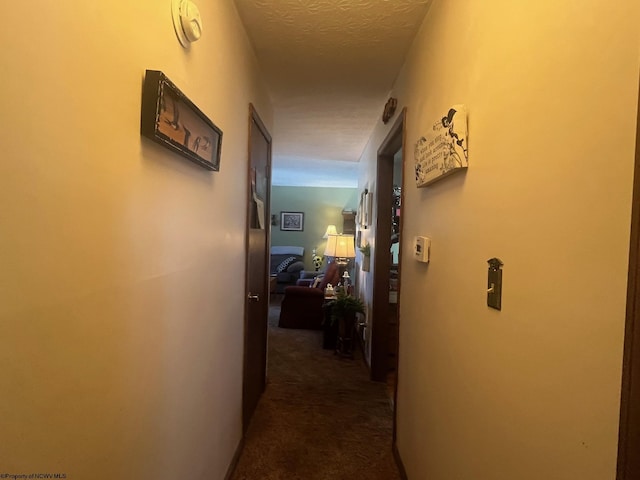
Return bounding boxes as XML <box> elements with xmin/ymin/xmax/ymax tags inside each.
<box><xmin>172</xmin><ymin>0</ymin><xmax>202</xmax><ymax>47</ymax></box>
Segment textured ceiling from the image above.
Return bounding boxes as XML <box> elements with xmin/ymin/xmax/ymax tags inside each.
<box><xmin>233</xmin><ymin>0</ymin><xmax>432</xmax><ymax>186</ymax></box>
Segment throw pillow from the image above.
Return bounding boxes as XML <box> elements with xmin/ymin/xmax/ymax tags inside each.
<box><xmin>276</xmin><ymin>256</ymin><xmax>297</xmax><ymax>273</ymax></box>
<box><xmin>287</xmin><ymin>261</ymin><xmax>305</xmax><ymax>273</ymax></box>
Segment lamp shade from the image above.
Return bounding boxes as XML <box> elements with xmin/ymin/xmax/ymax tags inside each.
<box><xmin>322</xmin><ymin>224</ymin><xmax>338</xmax><ymax>239</ymax></box>
<box><xmin>324</xmin><ymin>234</ymin><xmax>356</xmax><ymax>259</ymax></box>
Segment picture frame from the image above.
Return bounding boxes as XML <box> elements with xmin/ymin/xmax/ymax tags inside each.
<box><xmin>358</xmin><ymin>188</ymin><xmax>371</xmax><ymax>228</ymax></box>
<box><xmin>141</xmin><ymin>70</ymin><xmax>223</xmax><ymax>171</ymax></box>
<box><xmin>280</xmin><ymin>211</ymin><xmax>304</xmax><ymax>231</ymax></box>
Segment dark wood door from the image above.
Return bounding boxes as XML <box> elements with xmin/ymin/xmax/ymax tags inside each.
<box><xmin>617</xmin><ymin>81</ymin><xmax>640</xmax><ymax>480</ymax></box>
<box><xmin>243</xmin><ymin>105</ymin><xmax>271</xmax><ymax>432</ymax></box>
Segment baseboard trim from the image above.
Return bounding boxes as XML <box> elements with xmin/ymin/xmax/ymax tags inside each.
<box><xmin>224</xmin><ymin>436</ymin><xmax>245</xmax><ymax>480</ymax></box>
<box><xmin>393</xmin><ymin>443</ymin><xmax>409</xmax><ymax>480</ymax></box>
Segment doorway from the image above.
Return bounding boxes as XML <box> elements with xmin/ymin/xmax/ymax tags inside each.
<box><xmin>370</xmin><ymin>109</ymin><xmax>406</xmax><ymax>389</ymax></box>
<box><xmin>242</xmin><ymin>104</ymin><xmax>272</xmax><ymax>432</ymax></box>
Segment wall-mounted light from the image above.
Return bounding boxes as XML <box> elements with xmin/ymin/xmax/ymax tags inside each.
<box><xmin>172</xmin><ymin>0</ymin><xmax>203</xmax><ymax>48</ymax></box>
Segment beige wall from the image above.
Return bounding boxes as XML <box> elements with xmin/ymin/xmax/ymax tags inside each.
<box><xmin>271</xmin><ymin>186</ymin><xmax>358</xmax><ymax>266</ymax></box>
<box><xmin>358</xmin><ymin>0</ymin><xmax>640</xmax><ymax>478</ymax></box>
<box><xmin>0</xmin><ymin>1</ymin><xmax>271</xmax><ymax>478</ymax></box>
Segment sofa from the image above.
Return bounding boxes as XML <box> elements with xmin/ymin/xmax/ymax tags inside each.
<box><xmin>270</xmin><ymin>246</ymin><xmax>306</xmax><ymax>293</ymax></box>
<box><xmin>278</xmin><ymin>261</ymin><xmax>341</xmax><ymax>329</ymax></box>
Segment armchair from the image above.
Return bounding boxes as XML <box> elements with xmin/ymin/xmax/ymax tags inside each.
<box><xmin>278</xmin><ymin>262</ymin><xmax>341</xmax><ymax>329</ymax></box>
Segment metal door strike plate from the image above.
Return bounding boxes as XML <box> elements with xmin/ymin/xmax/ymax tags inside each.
<box><xmin>487</xmin><ymin>257</ymin><xmax>503</xmax><ymax>310</ymax></box>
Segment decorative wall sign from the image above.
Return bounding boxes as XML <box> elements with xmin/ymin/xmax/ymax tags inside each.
<box><xmin>414</xmin><ymin>104</ymin><xmax>468</xmax><ymax>187</ymax></box>
<box><xmin>141</xmin><ymin>70</ymin><xmax>222</xmax><ymax>171</ymax></box>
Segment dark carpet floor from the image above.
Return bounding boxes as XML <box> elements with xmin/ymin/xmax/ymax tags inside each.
<box><xmin>230</xmin><ymin>300</ymin><xmax>402</xmax><ymax>480</ymax></box>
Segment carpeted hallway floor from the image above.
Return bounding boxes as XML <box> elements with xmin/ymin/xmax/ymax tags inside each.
<box><xmin>230</xmin><ymin>300</ymin><xmax>402</xmax><ymax>480</ymax></box>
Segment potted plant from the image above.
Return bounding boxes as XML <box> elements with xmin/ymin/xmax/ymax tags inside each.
<box><xmin>330</xmin><ymin>292</ymin><xmax>365</xmax><ymax>356</ymax></box>
<box><xmin>359</xmin><ymin>242</ymin><xmax>371</xmax><ymax>272</ymax></box>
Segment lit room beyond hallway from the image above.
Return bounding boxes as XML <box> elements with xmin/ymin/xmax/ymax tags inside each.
<box><xmin>230</xmin><ymin>297</ymin><xmax>401</xmax><ymax>480</ymax></box>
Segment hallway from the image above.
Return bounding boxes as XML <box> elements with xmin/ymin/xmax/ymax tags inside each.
<box><xmin>2</xmin><ymin>2</ymin><xmax>638</xmax><ymax>478</ymax></box>
<box><xmin>230</xmin><ymin>300</ymin><xmax>401</xmax><ymax>479</ymax></box>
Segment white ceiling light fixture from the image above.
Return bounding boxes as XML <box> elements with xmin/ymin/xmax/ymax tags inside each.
<box><xmin>171</xmin><ymin>0</ymin><xmax>203</xmax><ymax>48</ymax></box>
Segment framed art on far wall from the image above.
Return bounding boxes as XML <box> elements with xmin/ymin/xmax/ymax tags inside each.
<box><xmin>280</xmin><ymin>211</ymin><xmax>304</xmax><ymax>231</ymax></box>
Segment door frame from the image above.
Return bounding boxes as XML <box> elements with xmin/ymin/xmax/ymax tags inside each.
<box><xmin>371</xmin><ymin>108</ymin><xmax>406</xmax><ymax>385</ymax></box>
<box><xmin>617</xmin><ymin>81</ymin><xmax>640</xmax><ymax>480</ymax></box>
<box><xmin>242</xmin><ymin>104</ymin><xmax>272</xmax><ymax>432</ymax></box>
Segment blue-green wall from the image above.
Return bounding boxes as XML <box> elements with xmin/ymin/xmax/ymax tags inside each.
<box><xmin>271</xmin><ymin>186</ymin><xmax>358</xmax><ymax>268</ymax></box>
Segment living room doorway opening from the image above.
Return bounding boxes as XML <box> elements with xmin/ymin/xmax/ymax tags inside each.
<box><xmin>370</xmin><ymin>109</ymin><xmax>406</xmax><ymax>408</ymax></box>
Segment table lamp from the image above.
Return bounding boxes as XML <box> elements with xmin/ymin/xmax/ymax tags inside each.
<box><xmin>342</xmin><ymin>270</ymin><xmax>352</xmax><ymax>294</ymax></box>
<box><xmin>322</xmin><ymin>224</ymin><xmax>338</xmax><ymax>239</ymax></box>
<box><xmin>324</xmin><ymin>234</ymin><xmax>356</xmax><ymax>285</ymax></box>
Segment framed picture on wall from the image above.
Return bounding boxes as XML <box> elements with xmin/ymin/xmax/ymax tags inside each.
<box><xmin>280</xmin><ymin>211</ymin><xmax>304</xmax><ymax>231</ymax></box>
<box><xmin>358</xmin><ymin>188</ymin><xmax>371</xmax><ymax>228</ymax></box>
<box><xmin>140</xmin><ymin>70</ymin><xmax>223</xmax><ymax>171</ymax></box>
